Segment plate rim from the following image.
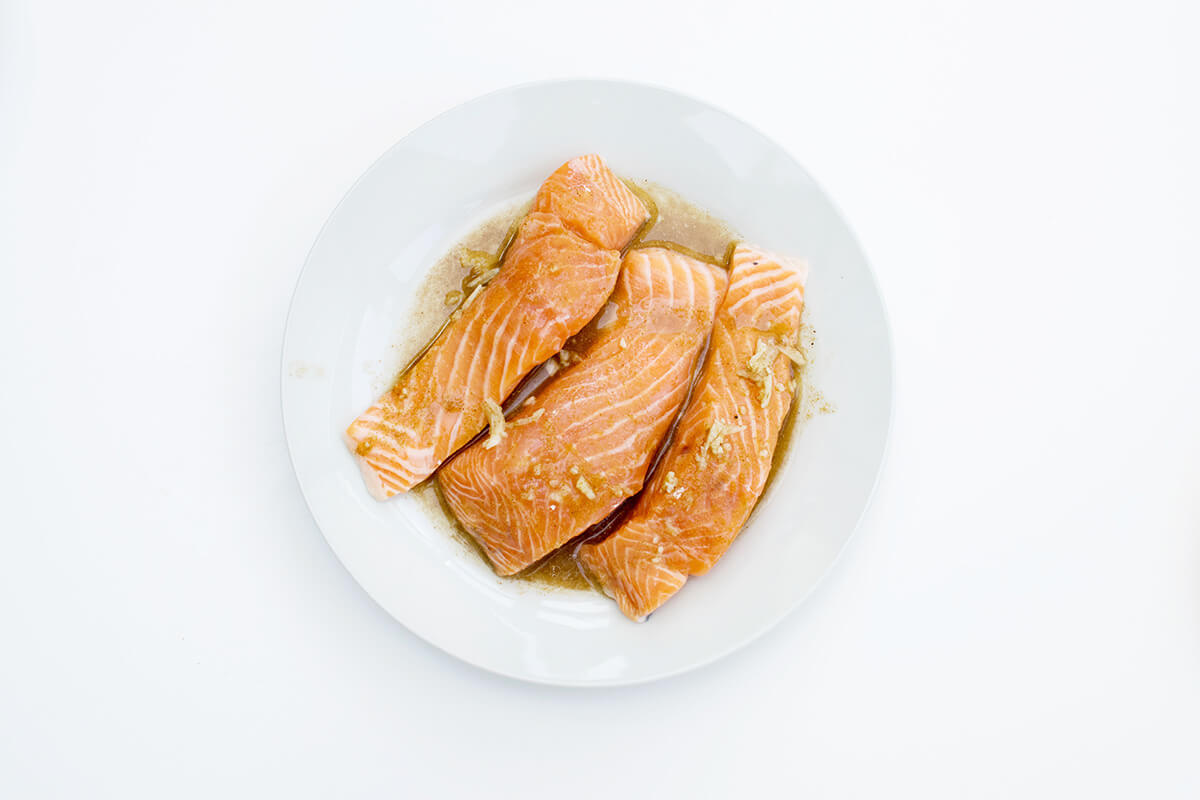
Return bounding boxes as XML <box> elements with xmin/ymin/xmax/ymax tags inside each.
<box><xmin>279</xmin><ymin>78</ymin><xmax>896</xmax><ymax>687</ymax></box>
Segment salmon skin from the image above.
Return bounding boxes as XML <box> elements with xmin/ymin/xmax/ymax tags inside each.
<box><xmin>578</xmin><ymin>244</ymin><xmax>808</xmax><ymax>621</ymax></box>
<box><xmin>437</xmin><ymin>248</ymin><xmax>729</xmax><ymax>576</ymax></box>
<box><xmin>345</xmin><ymin>155</ymin><xmax>648</xmax><ymax>499</ymax></box>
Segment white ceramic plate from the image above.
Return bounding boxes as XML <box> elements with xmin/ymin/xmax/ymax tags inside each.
<box><xmin>282</xmin><ymin>80</ymin><xmax>892</xmax><ymax>686</ymax></box>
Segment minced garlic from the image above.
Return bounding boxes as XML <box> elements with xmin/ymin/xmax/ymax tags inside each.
<box><xmin>459</xmin><ymin>248</ymin><xmax>494</xmax><ymax>272</ymax></box>
<box><xmin>460</xmin><ymin>249</ymin><xmax>499</xmax><ymax>290</ymax></box>
<box><xmin>739</xmin><ymin>338</ymin><xmax>780</xmax><ymax>409</ymax></box>
<box><xmin>481</xmin><ymin>398</ymin><xmax>506</xmax><ymax>449</ymax></box>
<box><xmin>747</xmin><ymin>337</ymin><xmax>777</xmax><ymax>374</ymax></box>
<box><xmin>663</xmin><ymin>471</ymin><xmax>678</xmax><ymax>494</ymax></box>
<box><xmin>575</xmin><ymin>477</ymin><xmax>596</xmax><ymax>500</ymax></box>
<box><xmin>697</xmin><ymin>418</ymin><xmax>746</xmax><ymax>468</ymax></box>
<box><xmin>508</xmin><ymin>407</ymin><xmax>544</xmax><ymax>428</ymax></box>
<box><xmin>777</xmin><ymin>343</ymin><xmax>806</xmax><ymax>367</ymax></box>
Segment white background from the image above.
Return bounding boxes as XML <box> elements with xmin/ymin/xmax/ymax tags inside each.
<box><xmin>2</xmin><ymin>0</ymin><xmax>1198</xmax><ymax>796</ymax></box>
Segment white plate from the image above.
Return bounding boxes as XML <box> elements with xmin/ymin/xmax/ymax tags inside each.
<box><xmin>281</xmin><ymin>80</ymin><xmax>893</xmax><ymax>686</ymax></box>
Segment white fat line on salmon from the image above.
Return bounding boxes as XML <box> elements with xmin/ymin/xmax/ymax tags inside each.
<box><xmin>697</xmin><ymin>419</ymin><xmax>746</xmax><ymax>469</ymax></box>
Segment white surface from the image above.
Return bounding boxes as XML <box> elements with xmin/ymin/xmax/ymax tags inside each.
<box><xmin>283</xmin><ymin>80</ymin><xmax>893</xmax><ymax>684</ymax></box>
<box><xmin>1</xmin><ymin>0</ymin><xmax>1197</xmax><ymax>795</ymax></box>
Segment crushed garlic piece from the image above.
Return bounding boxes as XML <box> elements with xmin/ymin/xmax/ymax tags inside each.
<box><xmin>698</xmin><ymin>418</ymin><xmax>746</xmax><ymax>468</ymax></box>
<box><xmin>556</xmin><ymin>349</ymin><xmax>581</xmax><ymax>368</ymax></box>
<box><xmin>508</xmin><ymin>408</ymin><xmax>544</xmax><ymax>428</ymax></box>
<box><xmin>747</xmin><ymin>337</ymin><xmax>777</xmax><ymax>373</ymax></box>
<box><xmin>739</xmin><ymin>338</ymin><xmax>781</xmax><ymax>408</ymax></box>
<box><xmin>777</xmin><ymin>343</ymin><xmax>806</xmax><ymax>367</ymax></box>
<box><xmin>662</xmin><ymin>471</ymin><xmax>678</xmax><ymax>494</ymax></box>
<box><xmin>575</xmin><ymin>477</ymin><xmax>596</xmax><ymax>500</ymax></box>
<box><xmin>459</xmin><ymin>248</ymin><xmax>494</xmax><ymax>272</ymax></box>
<box><xmin>460</xmin><ymin>249</ymin><xmax>499</xmax><ymax>290</ymax></box>
<box><xmin>569</xmin><ymin>465</ymin><xmax>580</xmax><ymax>475</ymax></box>
<box><xmin>481</xmin><ymin>399</ymin><xmax>506</xmax><ymax>449</ymax></box>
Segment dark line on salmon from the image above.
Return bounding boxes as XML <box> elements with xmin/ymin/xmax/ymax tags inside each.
<box><xmin>633</xmin><ymin>239</ymin><xmax>731</xmax><ymax>267</ymax></box>
<box><xmin>620</xmin><ymin>178</ymin><xmax>659</xmax><ymax>253</ymax></box>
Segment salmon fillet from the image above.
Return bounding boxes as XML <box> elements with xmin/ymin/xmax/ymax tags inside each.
<box><xmin>437</xmin><ymin>248</ymin><xmax>729</xmax><ymax>575</ymax></box>
<box><xmin>531</xmin><ymin>154</ymin><xmax>651</xmax><ymax>250</ymax></box>
<box><xmin>345</xmin><ymin>155</ymin><xmax>648</xmax><ymax>498</ymax></box>
<box><xmin>578</xmin><ymin>244</ymin><xmax>808</xmax><ymax>620</ymax></box>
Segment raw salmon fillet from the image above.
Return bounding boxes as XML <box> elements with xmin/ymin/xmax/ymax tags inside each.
<box><xmin>345</xmin><ymin>155</ymin><xmax>647</xmax><ymax>498</ymax></box>
<box><xmin>437</xmin><ymin>247</ymin><xmax>729</xmax><ymax>575</ymax></box>
<box><xmin>579</xmin><ymin>244</ymin><xmax>808</xmax><ymax>620</ymax></box>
